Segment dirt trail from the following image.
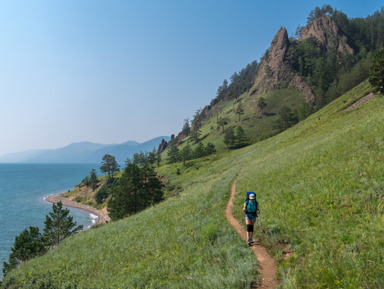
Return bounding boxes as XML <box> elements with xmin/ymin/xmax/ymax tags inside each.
<box><xmin>225</xmin><ymin>162</ymin><xmax>279</xmax><ymax>289</ymax></box>
<box><xmin>342</xmin><ymin>92</ymin><xmax>378</xmax><ymax>112</ymax></box>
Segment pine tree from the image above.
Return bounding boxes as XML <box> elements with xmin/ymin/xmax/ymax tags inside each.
<box><xmin>108</xmin><ymin>164</ymin><xmax>163</xmax><ymax>220</ymax></box>
<box><xmin>235</xmin><ymin>103</ymin><xmax>245</xmax><ymax>121</ymax></box>
<box><xmin>181</xmin><ymin>118</ymin><xmax>191</xmax><ymax>136</ymax></box>
<box><xmin>190</xmin><ymin>126</ymin><xmax>201</xmax><ymax>143</ymax></box>
<box><xmin>89</xmin><ymin>169</ymin><xmax>99</xmax><ymax>190</ymax></box>
<box><xmin>156</xmin><ymin>150</ymin><xmax>162</xmax><ymax>167</ymax></box>
<box><xmin>205</xmin><ymin>143</ymin><xmax>216</xmax><ymax>155</ymax></box>
<box><xmin>236</xmin><ymin>126</ymin><xmax>248</xmax><ymax>148</ymax></box>
<box><xmin>257</xmin><ymin>97</ymin><xmax>267</xmax><ymax>114</ymax></box>
<box><xmin>369</xmin><ymin>49</ymin><xmax>384</xmax><ymax>93</ymax></box>
<box><xmin>193</xmin><ymin>142</ymin><xmax>206</xmax><ymax>158</ymax></box>
<box><xmin>148</xmin><ymin>148</ymin><xmax>157</xmax><ymax>167</ymax></box>
<box><xmin>217</xmin><ymin>117</ymin><xmax>229</xmax><ymax>133</ymax></box>
<box><xmin>180</xmin><ymin>142</ymin><xmax>192</xmax><ymax>164</ymax></box>
<box><xmin>275</xmin><ymin>106</ymin><xmax>299</xmax><ymax>131</ymax></box>
<box><xmin>167</xmin><ymin>142</ymin><xmax>180</xmax><ymax>164</ymax></box>
<box><xmin>223</xmin><ymin>127</ymin><xmax>236</xmax><ymax>148</ymax></box>
<box><xmin>3</xmin><ymin>226</ymin><xmax>45</xmax><ymax>276</ymax></box>
<box><xmin>100</xmin><ymin>154</ymin><xmax>120</xmax><ymax>179</ymax></box>
<box><xmin>43</xmin><ymin>202</ymin><xmax>83</xmax><ymax>248</ymax></box>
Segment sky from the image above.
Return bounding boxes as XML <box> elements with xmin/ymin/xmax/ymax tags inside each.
<box><xmin>0</xmin><ymin>0</ymin><xmax>382</xmax><ymax>156</ymax></box>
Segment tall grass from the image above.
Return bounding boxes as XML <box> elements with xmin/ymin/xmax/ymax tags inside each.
<box><xmin>2</xmin><ymin>81</ymin><xmax>383</xmax><ymax>288</ymax></box>
<box><xmin>2</xmin><ymin>156</ymin><xmax>257</xmax><ymax>289</ymax></box>
<box><xmin>233</xmin><ymin>81</ymin><xmax>384</xmax><ymax>288</ymax></box>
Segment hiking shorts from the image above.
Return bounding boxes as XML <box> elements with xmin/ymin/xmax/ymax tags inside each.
<box><xmin>245</xmin><ymin>214</ymin><xmax>256</xmax><ymax>221</ymax></box>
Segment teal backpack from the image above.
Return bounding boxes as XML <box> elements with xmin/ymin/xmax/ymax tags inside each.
<box><xmin>245</xmin><ymin>192</ymin><xmax>257</xmax><ymax>217</ymax></box>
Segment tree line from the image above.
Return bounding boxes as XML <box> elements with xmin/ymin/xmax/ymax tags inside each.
<box><xmin>82</xmin><ymin>153</ymin><xmax>165</xmax><ymax>221</ymax></box>
<box><xmin>214</xmin><ymin>61</ymin><xmax>260</xmax><ymax>104</ymax></box>
<box><xmin>167</xmin><ymin>138</ymin><xmax>216</xmax><ymax>165</ymax></box>
<box><xmin>288</xmin><ymin>5</ymin><xmax>384</xmax><ymax>107</ymax></box>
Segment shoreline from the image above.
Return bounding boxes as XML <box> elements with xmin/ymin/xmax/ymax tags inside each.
<box><xmin>45</xmin><ymin>193</ymin><xmax>110</xmax><ymax>228</ymax></box>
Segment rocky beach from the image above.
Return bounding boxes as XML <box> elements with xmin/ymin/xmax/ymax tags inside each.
<box><xmin>45</xmin><ymin>193</ymin><xmax>110</xmax><ymax>226</ymax></box>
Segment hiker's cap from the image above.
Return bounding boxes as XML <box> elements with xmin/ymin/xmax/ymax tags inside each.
<box><xmin>249</xmin><ymin>193</ymin><xmax>255</xmax><ymax>199</ymax></box>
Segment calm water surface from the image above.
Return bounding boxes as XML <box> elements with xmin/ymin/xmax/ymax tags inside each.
<box><xmin>0</xmin><ymin>163</ymin><xmax>99</xmax><ymax>279</ymax></box>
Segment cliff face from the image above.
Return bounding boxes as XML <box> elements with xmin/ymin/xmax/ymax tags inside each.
<box><xmin>299</xmin><ymin>15</ymin><xmax>353</xmax><ymax>54</ymax></box>
<box><xmin>248</xmin><ymin>27</ymin><xmax>315</xmax><ymax>104</ymax></box>
<box><xmin>248</xmin><ymin>15</ymin><xmax>354</xmax><ymax>105</ymax></box>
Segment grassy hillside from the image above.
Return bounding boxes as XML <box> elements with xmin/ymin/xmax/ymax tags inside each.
<box><xmin>2</xmin><ymin>155</ymin><xmax>256</xmax><ymax>288</ymax></box>
<box><xmin>232</xmin><ymin>81</ymin><xmax>384</xmax><ymax>288</ymax></box>
<box><xmin>178</xmin><ymin>87</ymin><xmax>307</xmax><ymax>154</ymax></box>
<box><xmin>2</xmin><ymin>80</ymin><xmax>383</xmax><ymax>288</ymax></box>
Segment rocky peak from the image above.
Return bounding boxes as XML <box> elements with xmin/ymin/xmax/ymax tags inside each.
<box><xmin>299</xmin><ymin>15</ymin><xmax>353</xmax><ymax>54</ymax></box>
<box><xmin>248</xmin><ymin>27</ymin><xmax>315</xmax><ymax>104</ymax></box>
<box><xmin>157</xmin><ymin>139</ymin><xmax>168</xmax><ymax>153</ymax></box>
<box><xmin>269</xmin><ymin>27</ymin><xmax>290</xmax><ymax>74</ymax></box>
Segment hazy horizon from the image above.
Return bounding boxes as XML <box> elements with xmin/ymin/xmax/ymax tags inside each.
<box><xmin>0</xmin><ymin>0</ymin><xmax>381</xmax><ymax>156</ymax></box>
<box><xmin>0</xmin><ymin>136</ymin><xmax>170</xmax><ymax>159</ymax></box>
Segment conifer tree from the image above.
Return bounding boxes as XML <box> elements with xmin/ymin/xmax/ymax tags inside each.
<box><xmin>257</xmin><ymin>97</ymin><xmax>267</xmax><ymax>114</ymax></box>
<box><xmin>180</xmin><ymin>142</ymin><xmax>192</xmax><ymax>165</ymax></box>
<box><xmin>3</xmin><ymin>226</ymin><xmax>45</xmax><ymax>276</ymax></box>
<box><xmin>193</xmin><ymin>142</ymin><xmax>206</xmax><ymax>158</ymax></box>
<box><xmin>217</xmin><ymin>117</ymin><xmax>229</xmax><ymax>133</ymax></box>
<box><xmin>236</xmin><ymin>126</ymin><xmax>248</xmax><ymax>148</ymax></box>
<box><xmin>156</xmin><ymin>150</ymin><xmax>162</xmax><ymax>167</ymax></box>
<box><xmin>205</xmin><ymin>143</ymin><xmax>216</xmax><ymax>155</ymax></box>
<box><xmin>235</xmin><ymin>103</ymin><xmax>245</xmax><ymax>121</ymax></box>
<box><xmin>181</xmin><ymin>118</ymin><xmax>191</xmax><ymax>136</ymax></box>
<box><xmin>89</xmin><ymin>168</ymin><xmax>99</xmax><ymax>190</ymax></box>
<box><xmin>190</xmin><ymin>126</ymin><xmax>201</xmax><ymax>143</ymax></box>
<box><xmin>148</xmin><ymin>148</ymin><xmax>157</xmax><ymax>167</ymax></box>
<box><xmin>43</xmin><ymin>202</ymin><xmax>83</xmax><ymax>248</ymax></box>
<box><xmin>167</xmin><ymin>142</ymin><xmax>180</xmax><ymax>164</ymax></box>
<box><xmin>369</xmin><ymin>49</ymin><xmax>384</xmax><ymax>93</ymax></box>
<box><xmin>223</xmin><ymin>127</ymin><xmax>236</xmax><ymax>148</ymax></box>
<box><xmin>108</xmin><ymin>164</ymin><xmax>163</xmax><ymax>220</ymax></box>
<box><xmin>100</xmin><ymin>154</ymin><xmax>120</xmax><ymax>179</ymax></box>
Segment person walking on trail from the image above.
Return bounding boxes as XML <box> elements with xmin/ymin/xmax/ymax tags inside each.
<box><xmin>243</xmin><ymin>192</ymin><xmax>260</xmax><ymax>245</ymax></box>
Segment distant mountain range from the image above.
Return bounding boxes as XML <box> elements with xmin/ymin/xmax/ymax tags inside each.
<box><xmin>0</xmin><ymin>136</ymin><xmax>170</xmax><ymax>163</ymax></box>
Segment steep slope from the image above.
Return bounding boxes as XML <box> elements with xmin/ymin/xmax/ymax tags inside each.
<box><xmin>3</xmin><ymin>81</ymin><xmax>383</xmax><ymax>289</ymax></box>
<box><xmin>233</xmin><ymin>81</ymin><xmax>383</xmax><ymax>288</ymax></box>
<box><xmin>248</xmin><ymin>27</ymin><xmax>315</xmax><ymax>104</ymax></box>
<box><xmin>248</xmin><ymin>14</ymin><xmax>355</xmax><ymax>105</ymax></box>
<box><xmin>169</xmin><ymin>14</ymin><xmax>358</xmax><ymax>153</ymax></box>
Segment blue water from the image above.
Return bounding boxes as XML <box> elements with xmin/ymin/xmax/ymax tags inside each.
<box><xmin>0</xmin><ymin>163</ymin><xmax>100</xmax><ymax>279</ymax></box>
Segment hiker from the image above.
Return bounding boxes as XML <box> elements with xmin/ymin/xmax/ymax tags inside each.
<box><xmin>243</xmin><ymin>192</ymin><xmax>260</xmax><ymax>245</ymax></box>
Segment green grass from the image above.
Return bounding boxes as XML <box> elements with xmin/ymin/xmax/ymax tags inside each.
<box><xmin>2</xmin><ymin>80</ymin><xmax>384</xmax><ymax>288</ymax></box>
<box><xmin>232</xmin><ymin>81</ymin><xmax>384</xmax><ymax>288</ymax></box>
<box><xmin>2</xmin><ymin>156</ymin><xmax>257</xmax><ymax>289</ymax></box>
<box><xmin>176</xmin><ymin>88</ymin><xmax>306</xmax><ymax>154</ymax></box>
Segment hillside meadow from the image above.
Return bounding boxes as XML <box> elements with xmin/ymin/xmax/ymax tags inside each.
<box><xmin>2</xmin><ymin>154</ymin><xmax>256</xmax><ymax>288</ymax></box>
<box><xmin>2</xmin><ymin>81</ymin><xmax>383</xmax><ymax>288</ymax></box>
<box><xmin>233</xmin><ymin>81</ymin><xmax>384</xmax><ymax>288</ymax></box>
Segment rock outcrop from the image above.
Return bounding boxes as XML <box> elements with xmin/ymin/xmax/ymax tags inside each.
<box><xmin>157</xmin><ymin>138</ymin><xmax>168</xmax><ymax>153</ymax></box>
<box><xmin>299</xmin><ymin>15</ymin><xmax>353</xmax><ymax>55</ymax></box>
<box><xmin>248</xmin><ymin>27</ymin><xmax>316</xmax><ymax>104</ymax></box>
<box><xmin>248</xmin><ymin>16</ymin><xmax>354</xmax><ymax>105</ymax></box>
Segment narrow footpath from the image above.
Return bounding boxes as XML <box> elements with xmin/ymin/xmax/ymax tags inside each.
<box><xmin>225</xmin><ymin>162</ymin><xmax>279</xmax><ymax>289</ymax></box>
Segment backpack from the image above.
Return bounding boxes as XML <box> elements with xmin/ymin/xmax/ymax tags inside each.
<box><xmin>245</xmin><ymin>192</ymin><xmax>257</xmax><ymax>217</ymax></box>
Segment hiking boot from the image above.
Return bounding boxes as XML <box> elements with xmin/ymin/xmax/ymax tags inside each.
<box><xmin>247</xmin><ymin>238</ymin><xmax>252</xmax><ymax>245</ymax></box>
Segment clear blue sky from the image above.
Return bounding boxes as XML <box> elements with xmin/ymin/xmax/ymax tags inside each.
<box><xmin>0</xmin><ymin>0</ymin><xmax>381</xmax><ymax>156</ymax></box>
